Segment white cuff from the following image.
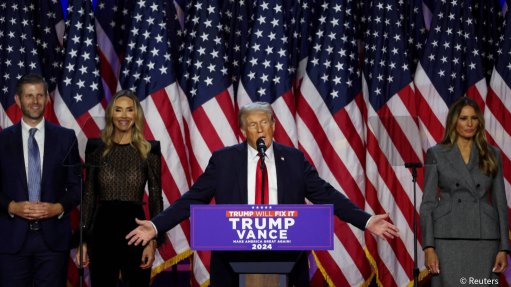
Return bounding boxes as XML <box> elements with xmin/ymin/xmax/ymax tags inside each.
<box><xmin>365</xmin><ymin>215</ymin><xmax>374</xmax><ymax>228</ymax></box>
<box><xmin>150</xmin><ymin>221</ymin><xmax>158</xmax><ymax>236</ymax></box>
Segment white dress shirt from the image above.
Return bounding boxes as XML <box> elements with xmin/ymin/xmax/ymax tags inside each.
<box><xmin>247</xmin><ymin>143</ymin><xmax>278</xmax><ymax>204</ymax></box>
<box><xmin>21</xmin><ymin>119</ymin><xmax>45</xmax><ymax>180</ymax></box>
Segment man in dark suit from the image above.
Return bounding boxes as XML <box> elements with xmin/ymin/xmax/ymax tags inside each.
<box><xmin>0</xmin><ymin>74</ymin><xmax>81</xmax><ymax>287</ymax></box>
<box><xmin>127</xmin><ymin>102</ymin><xmax>399</xmax><ymax>286</ymax></box>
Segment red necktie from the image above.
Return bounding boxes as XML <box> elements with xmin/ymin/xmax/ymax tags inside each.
<box><xmin>255</xmin><ymin>157</ymin><xmax>269</xmax><ymax>204</ymax></box>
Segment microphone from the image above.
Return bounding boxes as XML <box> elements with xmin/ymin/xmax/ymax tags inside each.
<box><xmin>256</xmin><ymin>137</ymin><xmax>266</xmax><ymax>157</ymax></box>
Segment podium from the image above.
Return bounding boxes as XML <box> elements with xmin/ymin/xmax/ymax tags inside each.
<box><xmin>228</xmin><ymin>251</ymin><xmax>303</xmax><ymax>287</ymax></box>
<box><xmin>190</xmin><ymin>204</ymin><xmax>333</xmax><ymax>287</ymax></box>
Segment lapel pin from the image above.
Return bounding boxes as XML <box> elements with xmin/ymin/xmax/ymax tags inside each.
<box><xmin>281</xmin><ymin>156</ymin><xmax>284</xmax><ymax>161</ymax></box>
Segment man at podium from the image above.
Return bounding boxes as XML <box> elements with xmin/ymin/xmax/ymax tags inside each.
<box><xmin>127</xmin><ymin>101</ymin><xmax>399</xmax><ymax>286</ymax></box>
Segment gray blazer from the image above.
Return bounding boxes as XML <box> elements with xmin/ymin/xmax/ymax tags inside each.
<box><xmin>420</xmin><ymin>143</ymin><xmax>509</xmax><ymax>251</ymax></box>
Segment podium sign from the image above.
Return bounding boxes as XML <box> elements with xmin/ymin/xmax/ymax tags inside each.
<box><xmin>190</xmin><ymin>204</ymin><xmax>333</xmax><ymax>251</ymax></box>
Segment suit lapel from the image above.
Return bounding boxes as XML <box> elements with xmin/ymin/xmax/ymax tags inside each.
<box><xmin>274</xmin><ymin>143</ymin><xmax>285</xmax><ymax>204</ymax></box>
<box><xmin>466</xmin><ymin>142</ymin><xmax>486</xmax><ymax>197</ymax></box>
<box><xmin>236</xmin><ymin>143</ymin><xmax>248</xmax><ymax>204</ymax></box>
<box><xmin>447</xmin><ymin>144</ymin><xmax>477</xmax><ymax>196</ymax></box>
<box><xmin>41</xmin><ymin>122</ymin><xmax>55</xmax><ymax>190</ymax></box>
<box><xmin>12</xmin><ymin>124</ymin><xmax>29</xmax><ymax>197</ymax></box>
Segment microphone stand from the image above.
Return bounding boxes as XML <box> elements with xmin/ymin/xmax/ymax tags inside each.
<box><xmin>78</xmin><ymin>170</ymin><xmax>84</xmax><ymax>287</ymax></box>
<box><xmin>405</xmin><ymin>162</ymin><xmax>422</xmax><ymax>287</ymax></box>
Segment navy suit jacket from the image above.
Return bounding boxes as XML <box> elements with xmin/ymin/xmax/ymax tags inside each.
<box><xmin>153</xmin><ymin>142</ymin><xmax>370</xmax><ymax>232</ymax></box>
<box><xmin>0</xmin><ymin>121</ymin><xmax>81</xmax><ymax>253</ymax></box>
<box><xmin>152</xmin><ymin>142</ymin><xmax>371</xmax><ymax>286</ymax></box>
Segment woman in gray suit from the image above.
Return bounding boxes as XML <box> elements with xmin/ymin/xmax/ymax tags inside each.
<box><xmin>420</xmin><ymin>97</ymin><xmax>509</xmax><ymax>286</ymax></box>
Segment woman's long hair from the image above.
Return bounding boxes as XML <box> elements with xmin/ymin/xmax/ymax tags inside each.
<box><xmin>440</xmin><ymin>97</ymin><xmax>497</xmax><ymax>176</ymax></box>
<box><xmin>101</xmin><ymin>90</ymin><xmax>151</xmax><ymax>159</ymax></box>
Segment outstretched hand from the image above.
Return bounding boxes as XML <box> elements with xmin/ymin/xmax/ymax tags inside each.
<box><xmin>126</xmin><ymin>218</ymin><xmax>157</xmax><ymax>246</ymax></box>
<box><xmin>366</xmin><ymin>214</ymin><xmax>399</xmax><ymax>240</ymax></box>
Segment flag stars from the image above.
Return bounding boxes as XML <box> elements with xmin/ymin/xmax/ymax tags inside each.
<box><xmin>66</xmin><ymin>63</ymin><xmax>75</xmax><ymax>72</ymax></box>
<box><xmin>207</xmin><ymin>5</ymin><xmax>215</xmax><ymax>14</ymax></box>
<box><xmin>257</xmin><ymin>87</ymin><xmax>265</xmax><ymax>97</ymax></box>
<box><xmin>249</xmin><ymin>57</ymin><xmax>258</xmax><ymax>66</ymax></box>
<box><xmin>79</xmin><ymin>65</ymin><xmax>87</xmax><ymax>74</ymax></box>
<box><xmin>76</xmin><ymin>79</ymin><xmax>85</xmax><ymax>88</ymax></box>
<box><xmin>84</xmin><ymin>37</ymin><xmax>93</xmax><ymax>46</ymax></box>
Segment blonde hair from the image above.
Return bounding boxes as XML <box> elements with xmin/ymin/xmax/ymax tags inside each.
<box><xmin>440</xmin><ymin>97</ymin><xmax>497</xmax><ymax>176</ymax></box>
<box><xmin>101</xmin><ymin>90</ymin><xmax>151</xmax><ymax>159</ymax></box>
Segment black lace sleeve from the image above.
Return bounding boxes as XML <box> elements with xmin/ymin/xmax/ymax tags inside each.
<box><xmin>147</xmin><ymin>152</ymin><xmax>163</xmax><ymax>219</ymax></box>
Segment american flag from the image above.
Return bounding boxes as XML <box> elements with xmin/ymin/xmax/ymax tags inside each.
<box><xmin>414</xmin><ymin>0</ymin><xmax>486</xmax><ymax>148</ymax></box>
<box><xmin>32</xmin><ymin>0</ymin><xmax>65</xmax><ymax>94</ymax></box>
<box><xmin>406</xmin><ymin>0</ymin><xmax>427</xmax><ymax>73</ymax></box>
<box><xmin>0</xmin><ymin>1</ymin><xmax>42</xmax><ymax>129</ymax></box>
<box><xmin>297</xmin><ymin>0</ymin><xmax>372</xmax><ymax>285</ymax></box>
<box><xmin>94</xmin><ymin>0</ymin><xmax>134</xmax><ymax>99</ymax></box>
<box><xmin>176</xmin><ymin>0</ymin><xmax>242</xmax><ymax>284</ymax></box>
<box><xmin>118</xmin><ymin>0</ymin><xmax>200</xmax><ymax>284</ymax></box>
<box><xmin>53</xmin><ymin>2</ymin><xmax>103</xmax><ymax>284</ymax></box>
<box><xmin>413</xmin><ymin>0</ymin><xmax>508</xmax><ymax>285</ymax></box>
<box><xmin>53</xmin><ymin>0</ymin><xmax>103</xmax><ymax>157</ymax></box>
<box><xmin>361</xmin><ymin>0</ymin><xmax>423</xmax><ymax>286</ymax></box>
<box><xmin>237</xmin><ymin>0</ymin><xmax>298</xmax><ymax>146</ymax></box>
<box><xmin>487</xmin><ymin>4</ymin><xmax>511</xmax><ymax>284</ymax></box>
<box><xmin>31</xmin><ymin>0</ymin><xmax>65</xmax><ymax>125</ymax></box>
<box><xmin>473</xmin><ymin>0</ymin><xmax>505</xmax><ymax>80</ymax></box>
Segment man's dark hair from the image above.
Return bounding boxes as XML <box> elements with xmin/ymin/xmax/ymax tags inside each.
<box><xmin>15</xmin><ymin>74</ymin><xmax>49</xmax><ymax>96</ymax></box>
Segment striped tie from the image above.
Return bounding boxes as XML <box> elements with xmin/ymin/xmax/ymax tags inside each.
<box><xmin>28</xmin><ymin>128</ymin><xmax>41</xmax><ymax>202</ymax></box>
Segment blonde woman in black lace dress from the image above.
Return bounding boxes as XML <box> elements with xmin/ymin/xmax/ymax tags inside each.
<box><xmin>76</xmin><ymin>90</ymin><xmax>163</xmax><ymax>286</ymax></box>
